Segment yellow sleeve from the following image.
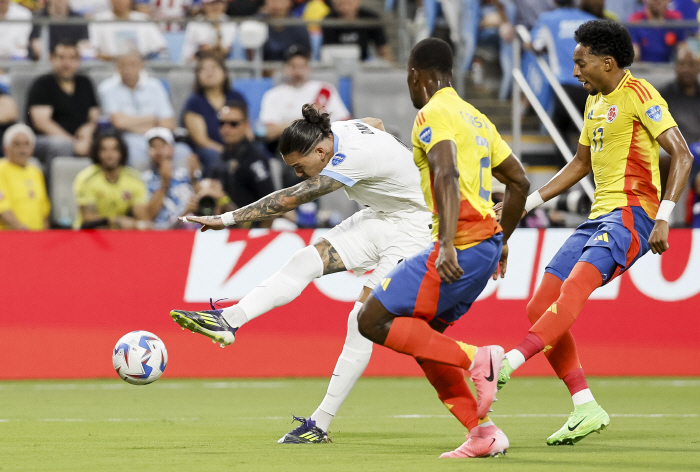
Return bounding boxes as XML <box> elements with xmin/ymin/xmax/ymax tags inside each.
<box><xmin>579</xmin><ymin>97</ymin><xmax>591</xmax><ymax>146</ymax></box>
<box><xmin>633</xmin><ymin>83</ymin><xmax>677</xmax><ymax>139</ymax></box>
<box><xmin>73</xmin><ymin>168</ymin><xmax>96</xmax><ymax>207</ymax></box>
<box><xmin>485</xmin><ymin>116</ymin><xmax>512</xmax><ymax>167</ymax></box>
<box><xmin>414</xmin><ymin>103</ymin><xmax>456</xmax><ymax>154</ymax></box>
<box><xmin>0</xmin><ymin>168</ymin><xmax>12</xmax><ymax>214</ymax></box>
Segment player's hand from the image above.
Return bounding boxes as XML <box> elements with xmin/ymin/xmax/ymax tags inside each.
<box><xmin>492</xmin><ymin>201</ymin><xmax>527</xmax><ymax>221</ymax></box>
<box><xmin>435</xmin><ymin>244</ymin><xmax>464</xmax><ymax>284</ymax></box>
<box><xmin>649</xmin><ymin>220</ymin><xmax>670</xmax><ymax>254</ymax></box>
<box><xmin>180</xmin><ymin>215</ymin><xmax>226</xmax><ymax>232</ymax></box>
<box><xmin>492</xmin><ymin>242</ymin><xmax>508</xmax><ymax>280</ymax></box>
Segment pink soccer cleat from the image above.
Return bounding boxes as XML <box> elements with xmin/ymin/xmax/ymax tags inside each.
<box><xmin>469</xmin><ymin>345</ymin><xmax>505</xmax><ymax>418</ymax></box>
<box><xmin>439</xmin><ymin>425</ymin><xmax>509</xmax><ymax>458</ymax></box>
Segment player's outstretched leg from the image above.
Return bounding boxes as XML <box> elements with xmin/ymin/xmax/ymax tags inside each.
<box><xmin>277</xmin><ymin>415</ymin><xmax>330</xmax><ymax>444</ymax></box>
<box><xmin>170</xmin><ymin>299</ymin><xmax>238</xmax><ymax>347</ymax></box>
<box><xmin>279</xmin><ymin>301</ymin><xmax>372</xmax><ymax>443</ymax></box>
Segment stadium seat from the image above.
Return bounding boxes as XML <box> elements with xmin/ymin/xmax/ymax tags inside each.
<box><xmin>167</xmin><ymin>69</ymin><xmax>196</xmax><ymax>119</ymax></box>
<box><xmin>352</xmin><ymin>70</ymin><xmax>415</xmax><ymax>142</ymax></box>
<box><xmin>164</xmin><ymin>31</ymin><xmax>186</xmax><ymax>63</ymax></box>
<box><xmin>232</xmin><ymin>77</ymin><xmax>274</xmax><ymax>126</ymax></box>
<box><xmin>87</xmin><ymin>68</ymin><xmax>115</xmax><ymax>91</ymax></box>
<box><xmin>10</xmin><ymin>69</ymin><xmax>50</xmax><ymax>118</ymax></box>
<box><xmin>50</xmin><ymin>156</ymin><xmax>92</xmax><ymax>228</ymax></box>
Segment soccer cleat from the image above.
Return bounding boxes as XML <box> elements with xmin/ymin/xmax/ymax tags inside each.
<box><xmin>170</xmin><ymin>299</ymin><xmax>238</xmax><ymax>347</ymax></box>
<box><xmin>546</xmin><ymin>402</ymin><xmax>610</xmax><ymax>446</ymax></box>
<box><xmin>277</xmin><ymin>416</ymin><xmax>330</xmax><ymax>444</ymax></box>
<box><xmin>497</xmin><ymin>357</ymin><xmax>513</xmax><ymax>391</ymax></box>
<box><xmin>439</xmin><ymin>425</ymin><xmax>509</xmax><ymax>458</ymax></box>
<box><xmin>469</xmin><ymin>345</ymin><xmax>505</xmax><ymax>418</ymax></box>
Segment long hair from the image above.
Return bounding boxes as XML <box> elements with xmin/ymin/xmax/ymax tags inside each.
<box><xmin>278</xmin><ymin>104</ymin><xmax>332</xmax><ymax>156</ymax></box>
<box><xmin>90</xmin><ymin>129</ymin><xmax>129</xmax><ymax>167</ymax></box>
<box><xmin>194</xmin><ymin>52</ymin><xmax>231</xmax><ymax>95</ymax></box>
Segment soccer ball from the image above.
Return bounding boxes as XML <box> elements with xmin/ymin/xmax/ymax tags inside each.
<box><xmin>112</xmin><ymin>331</ymin><xmax>168</xmax><ymax>385</ymax></box>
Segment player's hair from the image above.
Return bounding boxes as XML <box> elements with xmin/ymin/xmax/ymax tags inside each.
<box><xmin>409</xmin><ymin>38</ymin><xmax>453</xmax><ymax>74</ymax></box>
<box><xmin>278</xmin><ymin>104</ymin><xmax>332</xmax><ymax>156</ymax></box>
<box><xmin>3</xmin><ymin>123</ymin><xmax>36</xmax><ymax>147</ymax></box>
<box><xmin>221</xmin><ymin>100</ymin><xmax>249</xmax><ymax>120</ymax></box>
<box><xmin>90</xmin><ymin>129</ymin><xmax>129</xmax><ymax>167</ymax></box>
<box><xmin>574</xmin><ymin>19</ymin><xmax>634</xmax><ymax>68</ymax></box>
<box><xmin>50</xmin><ymin>38</ymin><xmax>79</xmax><ymax>55</ymax></box>
<box><xmin>194</xmin><ymin>52</ymin><xmax>231</xmax><ymax>95</ymax></box>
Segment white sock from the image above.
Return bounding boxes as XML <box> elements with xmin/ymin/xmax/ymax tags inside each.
<box><xmin>505</xmin><ymin>349</ymin><xmax>526</xmax><ymax>370</ymax></box>
<box><xmin>572</xmin><ymin>388</ymin><xmax>595</xmax><ymax>407</ymax></box>
<box><xmin>312</xmin><ymin>301</ymin><xmax>373</xmax><ymax>431</ymax></box>
<box><xmin>221</xmin><ymin>245</ymin><xmax>324</xmax><ymax>328</ymax></box>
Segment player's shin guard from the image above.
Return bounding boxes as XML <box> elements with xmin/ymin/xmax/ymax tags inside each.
<box><xmin>383</xmin><ymin>317</ymin><xmax>476</xmax><ymax>370</ymax></box>
<box><xmin>313</xmin><ymin>302</ymin><xmax>373</xmax><ymax>431</ymax></box>
<box><xmin>221</xmin><ymin>246</ymin><xmax>324</xmax><ymax>327</ymax></box>
<box><xmin>421</xmin><ymin>361</ymin><xmax>479</xmax><ymax>431</ymax></box>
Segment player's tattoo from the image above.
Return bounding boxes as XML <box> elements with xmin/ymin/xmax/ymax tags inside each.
<box><xmin>232</xmin><ymin>175</ymin><xmax>344</xmax><ymax>223</ymax></box>
<box><xmin>205</xmin><ymin>216</ymin><xmax>221</xmax><ymax>223</ymax></box>
<box><xmin>315</xmin><ymin>239</ymin><xmax>347</xmax><ymax>274</ymax></box>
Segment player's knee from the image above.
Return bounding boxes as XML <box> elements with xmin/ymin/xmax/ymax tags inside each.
<box><xmin>526</xmin><ymin>299</ymin><xmax>544</xmax><ymax>325</ymax></box>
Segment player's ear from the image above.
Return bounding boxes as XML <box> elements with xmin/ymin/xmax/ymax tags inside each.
<box><xmin>604</xmin><ymin>56</ymin><xmax>614</xmax><ymax>72</ymax></box>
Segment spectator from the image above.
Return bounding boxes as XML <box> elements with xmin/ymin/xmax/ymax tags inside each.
<box><xmin>0</xmin><ymin>124</ymin><xmax>50</xmax><ymax>230</ymax></box>
<box><xmin>579</xmin><ymin>0</ymin><xmax>618</xmax><ymax>20</ymax></box>
<box><xmin>658</xmin><ymin>49</ymin><xmax>700</xmax><ymax>227</ymax></box>
<box><xmin>227</xmin><ymin>0</ymin><xmax>264</xmax><ymax>16</ymax></box>
<box><xmin>29</xmin><ymin>0</ymin><xmax>91</xmax><ymax>61</ymax></box>
<box><xmin>27</xmin><ymin>40</ymin><xmax>99</xmax><ymax>167</ymax></box>
<box><xmin>322</xmin><ymin>0</ymin><xmax>392</xmax><ymax>62</ymax></box>
<box><xmin>257</xmin><ymin>0</ymin><xmax>311</xmax><ymax>61</ymax></box>
<box><xmin>530</xmin><ymin>0</ymin><xmax>596</xmax><ymax>142</ymax></box>
<box><xmin>89</xmin><ymin>0</ymin><xmax>167</xmax><ymax>61</ymax></box>
<box><xmin>133</xmin><ymin>0</ymin><xmax>194</xmax><ymax>30</ymax></box>
<box><xmin>181</xmin><ymin>0</ymin><xmax>237</xmax><ymax>63</ymax></box>
<box><xmin>98</xmin><ymin>51</ymin><xmax>189</xmax><ymax>171</ymax></box>
<box><xmin>0</xmin><ymin>0</ymin><xmax>32</xmax><ymax>59</ymax></box>
<box><xmin>69</xmin><ymin>0</ymin><xmax>111</xmax><ymax>16</ymax></box>
<box><xmin>73</xmin><ymin>130</ymin><xmax>150</xmax><ymax>229</ymax></box>
<box><xmin>142</xmin><ymin>127</ymin><xmax>195</xmax><ymax>228</ymax></box>
<box><xmin>260</xmin><ymin>45</ymin><xmax>350</xmax><ymax>143</ymax></box>
<box><xmin>208</xmin><ymin>101</ymin><xmax>275</xmax><ymax>218</ymax></box>
<box><xmin>13</xmin><ymin>0</ymin><xmax>43</xmax><ymax>11</ymax></box>
<box><xmin>0</xmin><ymin>90</ymin><xmax>19</xmax><ymax>156</ymax></box>
<box><xmin>182</xmin><ymin>53</ymin><xmax>246</xmax><ymax>172</ymax></box>
<box><xmin>513</xmin><ymin>0</ymin><xmax>555</xmax><ymax>30</ymax></box>
<box><xmin>628</xmin><ymin>0</ymin><xmax>687</xmax><ymax>63</ymax></box>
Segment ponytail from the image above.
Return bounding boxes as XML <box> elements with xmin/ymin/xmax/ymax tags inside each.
<box><xmin>279</xmin><ymin>104</ymin><xmax>332</xmax><ymax>156</ymax></box>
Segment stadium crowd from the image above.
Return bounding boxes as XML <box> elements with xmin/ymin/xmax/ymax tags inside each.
<box><xmin>1</xmin><ymin>0</ymin><xmax>700</xmax><ymax>230</ymax></box>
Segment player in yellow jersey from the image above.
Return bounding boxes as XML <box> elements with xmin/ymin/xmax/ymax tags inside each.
<box><xmin>357</xmin><ymin>38</ymin><xmax>530</xmax><ymax>458</ymax></box>
<box><xmin>496</xmin><ymin>20</ymin><xmax>694</xmax><ymax>446</ymax></box>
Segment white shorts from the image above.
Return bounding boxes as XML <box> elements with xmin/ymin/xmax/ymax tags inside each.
<box><xmin>321</xmin><ymin>208</ymin><xmax>433</xmax><ymax>289</ymax></box>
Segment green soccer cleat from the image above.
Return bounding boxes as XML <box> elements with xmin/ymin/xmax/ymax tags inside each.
<box><xmin>547</xmin><ymin>402</ymin><xmax>610</xmax><ymax>446</ymax></box>
<box><xmin>497</xmin><ymin>357</ymin><xmax>513</xmax><ymax>391</ymax></box>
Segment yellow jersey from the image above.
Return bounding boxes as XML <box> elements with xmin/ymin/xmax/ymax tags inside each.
<box><xmin>0</xmin><ymin>158</ymin><xmax>50</xmax><ymax>230</ymax></box>
<box><xmin>411</xmin><ymin>87</ymin><xmax>512</xmax><ymax>249</ymax></box>
<box><xmin>73</xmin><ymin>164</ymin><xmax>147</xmax><ymax>228</ymax></box>
<box><xmin>580</xmin><ymin>70</ymin><xmax>677</xmax><ymax>219</ymax></box>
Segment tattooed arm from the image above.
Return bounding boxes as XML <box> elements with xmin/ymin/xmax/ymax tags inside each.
<box><xmin>181</xmin><ymin>174</ymin><xmax>345</xmax><ymax>231</ymax></box>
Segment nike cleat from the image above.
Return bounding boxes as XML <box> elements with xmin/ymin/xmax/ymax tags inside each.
<box><xmin>277</xmin><ymin>416</ymin><xmax>330</xmax><ymax>444</ymax></box>
<box><xmin>469</xmin><ymin>345</ymin><xmax>505</xmax><ymax>418</ymax></box>
<box><xmin>547</xmin><ymin>402</ymin><xmax>610</xmax><ymax>446</ymax></box>
<box><xmin>497</xmin><ymin>357</ymin><xmax>513</xmax><ymax>391</ymax></box>
<box><xmin>170</xmin><ymin>299</ymin><xmax>238</xmax><ymax>347</ymax></box>
<box><xmin>440</xmin><ymin>425</ymin><xmax>509</xmax><ymax>458</ymax></box>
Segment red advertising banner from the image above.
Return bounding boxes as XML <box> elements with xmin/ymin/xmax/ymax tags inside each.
<box><xmin>1</xmin><ymin>228</ymin><xmax>699</xmax><ymax>379</ymax></box>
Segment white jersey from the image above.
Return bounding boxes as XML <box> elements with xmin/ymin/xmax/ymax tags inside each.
<box><xmin>320</xmin><ymin>121</ymin><xmax>429</xmax><ymax>217</ymax></box>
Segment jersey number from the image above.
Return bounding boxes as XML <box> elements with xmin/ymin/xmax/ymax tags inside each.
<box><xmin>479</xmin><ymin>157</ymin><xmax>490</xmax><ymax>201</ymax></box>
<box><xmin>592</xmin><ymin>127</ymin><xmax>604</xmax><ymax>152</ymax></box>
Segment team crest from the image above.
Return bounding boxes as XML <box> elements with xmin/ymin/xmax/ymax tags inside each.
<box><xmin>331</xmin><ymin>152</ymin><xmax>346</xmax><ymax>166</ymax></box>
<box><xmin>646</xmin><ymin>105</ymin><xmax>662</xmax><ymax>122</ymax></box>
<box><xmin>419</xmin><ymin>127</ymin><xmax>432</xmax><ymax>144</ymax></box>
<box><xmin>606</xmin><ymin>105</ymin><xmax>618</xmax><ymax>123</ymax></box>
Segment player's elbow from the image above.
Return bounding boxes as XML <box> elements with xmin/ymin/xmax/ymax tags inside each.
<box><xmin>508</xmin><ymin>173</ymin><xmax>530</xmax><ymax>199</ymax></box>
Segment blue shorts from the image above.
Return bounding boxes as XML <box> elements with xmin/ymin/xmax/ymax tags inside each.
<box><xmin>371</xmin><ymin>234</ymin><xmax>503</xmax><ymax>325</ymax></box>
<box><xmin>546</xmin><ymin>206</ymin><xmax>654</xmax><ymax>284</ymax></box>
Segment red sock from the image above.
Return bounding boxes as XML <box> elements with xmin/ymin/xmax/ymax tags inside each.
<box><xmin>562</xmin><ymin>367</ymin><xmax>589</xmax><ymax>396</ymax></box>
<box><xmin>384</xmin><ymin>317</ymin><xmax>474</xmax><ymax>370</ymax></box>
<box><xmin>528</xmin><ymin>262</ymin><xmax>602</xmax><ymax>349</ymax></box>
<box><xmin>420</xmin><ymin>361</ymin><xmax>479</xmax><ymax>430</ymax></box>
<box><xmin>515</xmin><ymin>332</ymin><xmax>545</xmax><ymax>360</ymax></box>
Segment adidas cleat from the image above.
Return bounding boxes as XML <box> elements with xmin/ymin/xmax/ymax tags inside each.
<box><xmin>497</xmin><ymin>357</ymin><xmax>513</xmax><ymax>391</ymax></box>
<box><xmin>170</xmin><ymin>299</ymin><xmax>238</xmax><ymax>347</ymax></box>
<box><xmin>547</xmin><ymin>402</ymin><xmax>610</xmax><ymax>446</ymax></box>
<box><xmin>278</xmin><ymin>416</ymin><xmax>330</xmax><ymax>444</ymax></box>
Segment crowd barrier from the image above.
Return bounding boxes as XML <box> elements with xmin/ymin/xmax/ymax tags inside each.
<box><xmin>1</xmin><ymin>228</ymin><xmax>699</xmax><ymax>379</ymax></box>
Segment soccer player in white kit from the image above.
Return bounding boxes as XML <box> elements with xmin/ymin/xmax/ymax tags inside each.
<box><xmin>172</xmin><ymin>104</ymin><xmax>445</xmax><ymax>443</ymax></box>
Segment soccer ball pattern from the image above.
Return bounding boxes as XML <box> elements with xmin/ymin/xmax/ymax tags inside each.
<box><xmin>112</xmin><ymin>331</ymin><xmax>168</xmax><ymax>385</ymax></box>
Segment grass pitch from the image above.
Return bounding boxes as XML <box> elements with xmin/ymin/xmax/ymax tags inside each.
<box><xmin>1</xmin><ymin>377</ymin><xmax>698</xmax><ymax>471</ymax></box>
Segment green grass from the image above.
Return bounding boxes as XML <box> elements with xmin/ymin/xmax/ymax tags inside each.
<box><xmin>1</xmin><ymin>377</ymin><xmax>698</xmax><ymax>471</ymax></box>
